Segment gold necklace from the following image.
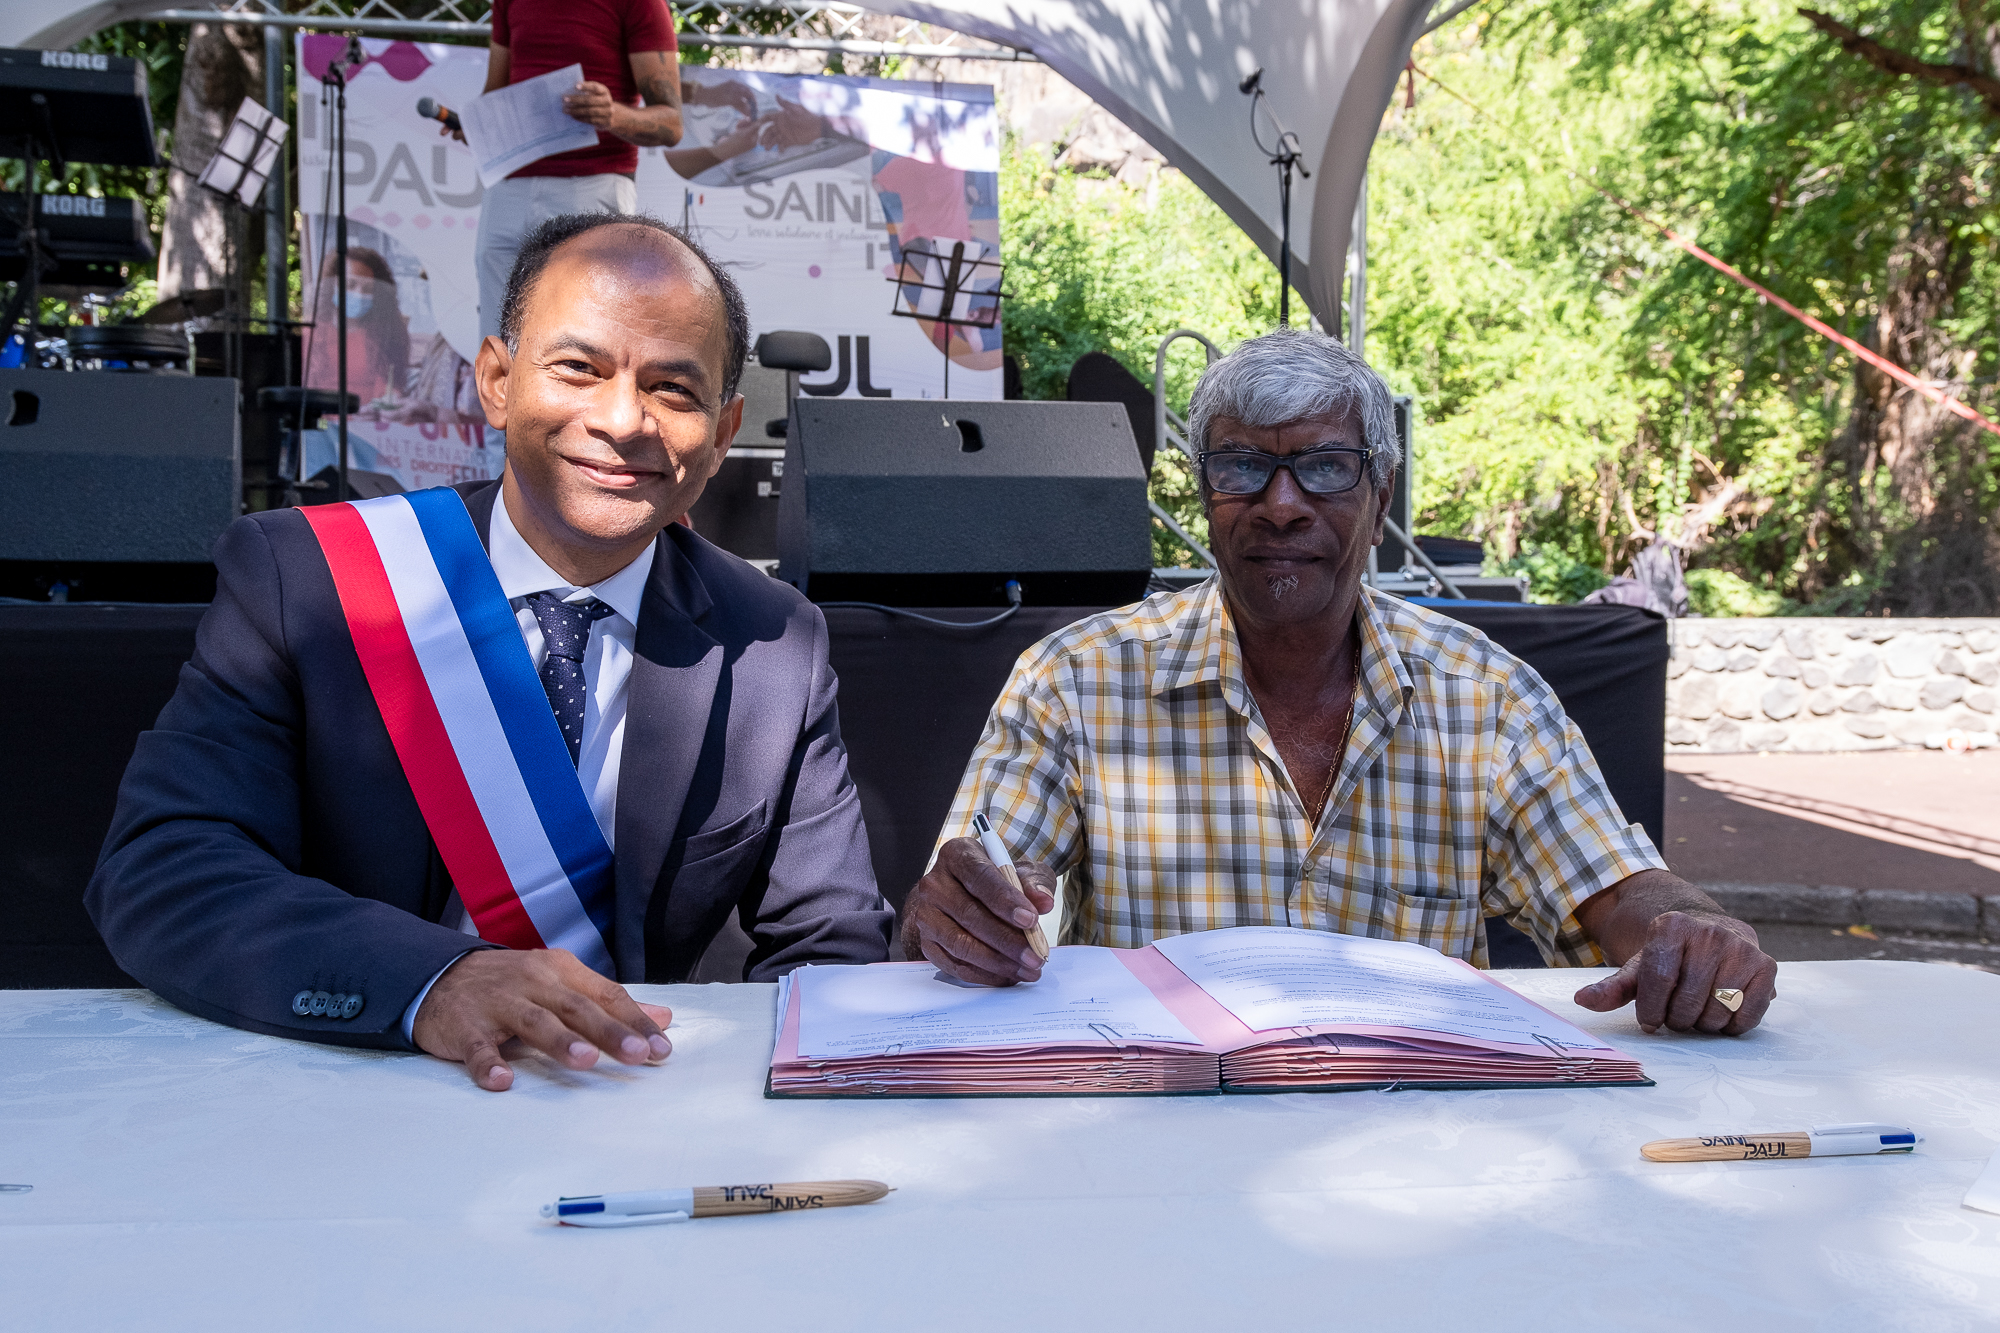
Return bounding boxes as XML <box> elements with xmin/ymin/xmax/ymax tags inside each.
<box><xmin>1306</xmin><ymin>638</ymin><xmax>1364</xmax><ymax>830</ymax></box>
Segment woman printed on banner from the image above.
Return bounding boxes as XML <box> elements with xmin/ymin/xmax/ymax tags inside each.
<box><xmin>306</xmin><ymin>246</ymin><xmax>411</xmax><ymax>408</ymax></box>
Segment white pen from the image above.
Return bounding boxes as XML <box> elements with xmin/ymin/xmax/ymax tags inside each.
<box><xmin>541</xmin><ymin>1180</ymin><xmax>890</xmax><ymax>1227</ymax></box>
<box><xmin>1642</xmin><ymin>1123</ymin><xmax>1921</xmax><ymax>1162</ymax></box>
<box><xmin>972</xmin><ymin>811</ymin><xmax>1050</xmax><ymax>960</ymax></box>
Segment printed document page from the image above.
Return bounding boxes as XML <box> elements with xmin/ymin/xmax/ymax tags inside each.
<box><xmin>1151</xmin><ymin>927</ymin><xmax>1616</xmax><ymax>1052</ymax></box>
<box><xmin>460</xmin><ymin>64</ymin><xmax>600</xmax><ymax>188</ymax></box>
<box><xmin>794</xmin><ymin>949</ymin><xmax>1202</xmax><ymax>1058</ymax></box>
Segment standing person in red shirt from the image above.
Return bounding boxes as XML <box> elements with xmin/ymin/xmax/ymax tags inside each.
<box><xmin>471</xmin><ymin>0</ymin><xmax>684</xmax><ymax>350</ymax></box>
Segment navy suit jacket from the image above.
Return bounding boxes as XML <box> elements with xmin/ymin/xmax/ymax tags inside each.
<box><xmin>87</xmin><ymin>480</ymin><xmax>892</xmax><ymax>1048</ymax></box>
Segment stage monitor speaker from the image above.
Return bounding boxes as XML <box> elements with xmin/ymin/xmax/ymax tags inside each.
<box><xmin>778</xmin><ymin>399</ymin><xmax>1152</xmax><ymax>607</ymax></box>
<box><xmin>0</xmin><ymin>368</ymin><xmax>240</xmax><ymax>564</ymax></box>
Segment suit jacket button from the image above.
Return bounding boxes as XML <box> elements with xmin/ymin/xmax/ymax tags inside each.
<box><xmin>340</xmin><ymin>994</ymin><xmax>365</xmax><ymax>1020</ymax></box>
<box><xmin>292</xmin><ymin>990</ymin><xmax>313</xmax><ymax>1016</ymax></box>
<box><xmin>309</xmin><ymin>990</ymin><xmax>331</xmax><ymax>1016</ymax></box>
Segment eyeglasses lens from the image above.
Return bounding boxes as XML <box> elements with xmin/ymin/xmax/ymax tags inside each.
<box><xmin>1204</xmin><ymin>450</ymin><xmax>1363</xmax><ymax>495</ymax></box>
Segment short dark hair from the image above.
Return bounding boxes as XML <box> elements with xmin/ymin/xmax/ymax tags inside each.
<box><xmin>498</xmin><ymin>212</ymin><xmax>751</xmax><ymax>402</ymax></box>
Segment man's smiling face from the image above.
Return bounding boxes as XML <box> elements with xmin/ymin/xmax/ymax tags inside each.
<box><xmin>477</xmin><ymin>223</ymin><xmax>742</xmax><ymax>563</ymax></box>
<box><xmin>1203</xmin><ymin>406</ymin><xmax>1392</xmax><ymax>632</ymax></box>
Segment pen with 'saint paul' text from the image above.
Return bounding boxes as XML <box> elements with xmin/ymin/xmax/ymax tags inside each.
<box><xmin>541</xmin><ymin>1179</ymin><xmax>891</xmax><ymax>1227</ymax></box>
<box><xmin>1641</xmin><ymin>1123</ymin><xmax>1919</xmax><ymax>1162</ymax></box>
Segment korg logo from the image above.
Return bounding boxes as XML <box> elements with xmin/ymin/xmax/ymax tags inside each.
<box><xmin>39</xmin><ymin>51</ymin><xmax>110</xmax><ymax>72</ymax></box>
<box><xmin>40</xmin><ymin>196</ymin><xmax>107</xmax><ymax>218</ymax></box>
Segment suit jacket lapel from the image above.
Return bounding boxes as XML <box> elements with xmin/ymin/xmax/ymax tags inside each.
<box><xmin>614</xmin><ymin>529</ymin><xmax>719</xmax><ymax>981</ymax></box>
<box><xmin>458</xmin><ymin>478</ymin><xmax>503</xmax><ymax>549</ymax></box>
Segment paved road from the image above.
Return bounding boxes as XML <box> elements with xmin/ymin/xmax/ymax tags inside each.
<box><xmin>1655</xmin><ymin>750</ymin><xmax>1998</xmax><ymax>972</ymax></box>
<box><xmin>1755</xmin><ymin>922</ymin><xmax>2000</xmax><ymax>974</ymax></box>
<box><xmin>1662</xmin><ymin>750</ymin><xmax>2000</xmax><ymax>894</ymax></box>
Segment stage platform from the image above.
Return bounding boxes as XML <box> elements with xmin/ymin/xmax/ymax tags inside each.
<box><xmin>0</xmin><ymin>597</ymin><xmax>1665</xmax><ymax>988</ymax></box>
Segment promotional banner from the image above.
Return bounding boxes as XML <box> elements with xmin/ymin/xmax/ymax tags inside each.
<box><xmin>294</xmin><ymin>41</ymin><xmax>1003</xmax><ymax>491</ymax></box>
<box><xmin>633</xmin><ymin>67</ymin><xmax>1003</xmax><ymax>402</ymax></box>
<box><xmin>296</xmin><ymin>35</ymin><xmax>496</xmax><ymax>492</ymax></box>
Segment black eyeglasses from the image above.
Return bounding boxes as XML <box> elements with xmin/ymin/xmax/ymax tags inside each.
<box><xmin>1198</xmin><ymin>446</ymin><xmax>1373</xmax><ymax>496</ymax></box>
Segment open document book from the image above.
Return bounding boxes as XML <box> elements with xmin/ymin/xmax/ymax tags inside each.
<box><xmin>769</xmin><ymin>926</ymin><xmax>1649</xmax><ymax>1097</ymax></box>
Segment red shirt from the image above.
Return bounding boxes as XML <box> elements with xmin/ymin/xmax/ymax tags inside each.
<box><xmin>491</xmin><ymin>0</ymin><xmax>677</xmax><ymax>179</ymax></box>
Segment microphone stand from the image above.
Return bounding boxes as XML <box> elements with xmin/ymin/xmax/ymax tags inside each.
<box><xmin>1239</xmin><ymin>69</ymin><xmax>1311</xmax><ymax>329</ymax></box>
<box><xmin>325</xmin><ymin>39</ymin><xmax>361</xmax><ymax>503</ymax></box>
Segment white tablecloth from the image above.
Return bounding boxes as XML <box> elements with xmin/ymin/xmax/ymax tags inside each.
<box><xmin>5</xmin><ymin>960</ymin><xmax>1998</xmax><ymax>1332</ymax></box>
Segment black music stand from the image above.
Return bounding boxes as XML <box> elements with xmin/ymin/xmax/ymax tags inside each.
<box><xmin>886</xmin><ymin>239</ymin><xmax>1006</xmax><ymax>399</ymax></box>
<box><xmin>195</xmin><ymin>98</ymin><xmax>290</xmax><ymax>387</ymax></box>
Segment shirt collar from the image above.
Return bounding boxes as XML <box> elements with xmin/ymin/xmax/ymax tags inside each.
<box><xmin>1152</xmin><ymin>575</ymin><xmax>1413</xmax><ymax>722</ymax></box>
<box><xmin>488</xmin><ymin>489</ymin><xmax>655</xmax><ymax>626</ymax></box>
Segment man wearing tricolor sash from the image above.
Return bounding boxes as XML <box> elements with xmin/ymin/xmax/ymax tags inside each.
<box><xmin>88</xmin><ymin>214</ymin><xmax>894</xmax><ymax>1090</ymax></box>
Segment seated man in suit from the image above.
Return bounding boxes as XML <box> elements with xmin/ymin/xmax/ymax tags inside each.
<box><xmin>904</xmin><ymin>328</ymin><xmax>1779</xmax><ymax>1036</ymax></box>
<box><xmin>89</xmin><ymin>213</ymin><xmax>893</xmax><ymax>1090</ymax></box>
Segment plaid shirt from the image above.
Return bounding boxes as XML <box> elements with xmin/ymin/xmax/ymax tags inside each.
<box><xmin>938</xmin><ymin>578</ymin><xmax>1664</xmax><ymax>967</ymax></box>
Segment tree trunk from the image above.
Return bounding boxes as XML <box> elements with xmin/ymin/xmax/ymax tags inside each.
<box><xmin>1839</xmin><ymin>207</ymin><xmax>1999</xmax><ymax>615</ymax></box>
<box><xmin>156</xmin><ymin>23</ymin><xmax>264</xmax><ymax>313</ymax></box>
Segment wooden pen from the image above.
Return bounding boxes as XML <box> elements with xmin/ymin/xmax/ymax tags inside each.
<box><xmin>544</xmin><ymin>1179</ymin><xmax>891</xmax><ymax>1227</ymax></box>
<box><xmin>1642</xmin><ymin>1124</ymin><xmax>1919</xmax><ymax>1162</ymax></box>
<box><xmin>972</xmin><ymin>811</ymin><xmax>1051</xmax><ymax>960</ymax></box>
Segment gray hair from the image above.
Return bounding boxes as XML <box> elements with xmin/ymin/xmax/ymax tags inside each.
<box><xmin>1186</xmin><ymin>328</ymin><xmax>1401</xmax><ymax>487</ymax></box>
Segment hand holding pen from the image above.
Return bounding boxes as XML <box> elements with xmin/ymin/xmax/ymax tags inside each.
<box><xmin>900</xmin><ymin>811</ymin><xmax>1055</xmax><ymax>987</ymax></box>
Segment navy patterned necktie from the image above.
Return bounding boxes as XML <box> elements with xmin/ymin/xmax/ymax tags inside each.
<box><xmin>526</xmin><ymin>591</ymin><xmax>616</xmax><ymax>765</ymax></box>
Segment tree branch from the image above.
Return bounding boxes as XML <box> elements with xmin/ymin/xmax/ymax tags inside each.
<box><xmin>1798</xmin><ymin>8</ymin><xmax>2000</xmax><ymax>116</ymax></box>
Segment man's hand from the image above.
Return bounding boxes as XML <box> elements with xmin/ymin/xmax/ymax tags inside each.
<box><xmin>902</xmin><ymin>836</ymin><xmax>1056</xmax><ymax>986</ymax></box>
<box><xmin>562</xmin><ymin>80</ymin><xmax>622</xmax><ymax>131</ymax></box>
<box><xmin>1571</xmin><ymin>871</ymin><xmax>1778</xmax><ymax>1035</ymax></box>
<box><xmin>411</xmin><ymin>948</ymin><xmax>673</xmax><ymax>1091</ymax></box>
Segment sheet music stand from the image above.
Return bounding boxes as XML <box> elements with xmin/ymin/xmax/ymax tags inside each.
<box><xmin>886</xmin><ymin>239</ymin><xmax>1006</xmax><ymax>399</ymax></box>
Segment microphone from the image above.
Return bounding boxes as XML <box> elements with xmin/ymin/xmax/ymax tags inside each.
<box><xmin>1238</xmin><ymin>67</ymin><xmax>1263</xmax><ymax>95</ymax></box>
<box><xmin>416</xmin><ymin>96</ymin><xmax>462</xmax><ymax>133</ymax></box>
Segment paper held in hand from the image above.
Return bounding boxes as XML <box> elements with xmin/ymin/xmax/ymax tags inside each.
<box><xmin>460</xmin><ymin>63</ymin><xmax>600</xmax><ymax>188</ymax></box>
<box><xmin>769</xmin><ymin>925</ymin><xmax>1650</xmax><ymax>1098</ymax></box>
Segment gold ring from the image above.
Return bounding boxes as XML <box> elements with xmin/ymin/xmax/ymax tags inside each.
<box><xmin>1712</xmin><ymin>987</ymin><xmax>1744</xmax><ymax>1013</ymax></box>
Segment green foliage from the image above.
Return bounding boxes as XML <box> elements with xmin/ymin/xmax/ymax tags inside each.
<box><xmin>1685</xmin><ymin>568</ymin><xmax>1792</xmax><ymax>616</ymax></box>
<box><xmin>1367</xmin><ymin>39</ymin><xmax>1651</xmax><ymax>576</ymax></box>
<box><xmin>1497</xmin><ymin>544</ymin><xmax>1611</xmax><ymax>604</ymax></box>
<box><xmin>1371</xmin><ymin>0</ymin><xmax>2000</xmax><ymax>614</ymax></box>
<box><xmin>998</xmin><ymin>140</ymin><xmax>1306</xmax><ymax>566</ymax></box>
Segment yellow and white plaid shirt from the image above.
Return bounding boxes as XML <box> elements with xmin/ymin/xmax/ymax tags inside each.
<box><xmin>938</xmin><ymin>578</ymin><xmax>1664</xmax><ymax>968</ymax></box>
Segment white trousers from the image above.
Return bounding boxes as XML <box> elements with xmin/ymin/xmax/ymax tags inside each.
<box><xmin>474</xmin><ymin>173</ymin><xmax>639</xmax><ymax>342</ymax></box>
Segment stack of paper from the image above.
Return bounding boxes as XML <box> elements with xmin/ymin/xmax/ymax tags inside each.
<box><xmin>768</xmin><ymin>926</ymin><xmax>1649</xmax><ymax>1098</ymax></box>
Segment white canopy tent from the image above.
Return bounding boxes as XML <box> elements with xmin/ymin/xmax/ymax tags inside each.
<box><xmin>3</xmin><ymin>0</ymin><xmax>1442</xmax><ymax>330</ymax></box>
<box><xmin>888</xmin><ymin>0</ymin><xmax>1439</xmax><ymax>329</ymax></box>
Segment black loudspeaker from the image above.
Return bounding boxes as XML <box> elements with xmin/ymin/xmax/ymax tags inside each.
<box><xmin>688</xmin><ymin>445</ymin><xmax>784</xmax><ymax>562</ymax></box>
<box><xmin>1065</xmin><ymin>350</ymin><xmax>1156</xmax><ymax>474</ymax></box>
<box><xmin>0</xmin><ymin>369</ymin><xmax>240</xmax><ymax>570</ymax></box>
<box><xmin>777</xmin><ymin>399</ymin><xmax>1152</xmax><ymax>607</ymax></box>
<box><xmin>194</xmin><ymin>332</ymin><xmax>298</xmax><ymax>512</ymax></box>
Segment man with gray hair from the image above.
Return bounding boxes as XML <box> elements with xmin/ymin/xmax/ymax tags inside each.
<box><xmin>903</xmin><ymin>327</ymin><xmax>1778</xmax><ymax>1037</ymax></box>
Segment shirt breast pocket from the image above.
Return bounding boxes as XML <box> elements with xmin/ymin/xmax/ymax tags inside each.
<box><xmin>1369</xmin><ymin>883</ymin><xmax>1482</xmax><ymax>960</ymax></box>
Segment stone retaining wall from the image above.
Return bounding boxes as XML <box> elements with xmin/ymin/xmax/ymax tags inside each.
<box><xmin>1666</xmin><ymin>619</ymin><xmax>2000</xmax><ymax>752</ymax></box>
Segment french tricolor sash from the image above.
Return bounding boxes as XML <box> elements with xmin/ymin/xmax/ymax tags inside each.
<box><xmin>300</xmin><ymin>487</ymin><xmax>617</xmax><ymax>976</ymax></box>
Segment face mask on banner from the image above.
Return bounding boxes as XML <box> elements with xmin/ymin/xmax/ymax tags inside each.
<box><xmin>344</xmin><ymin>291</ymin><xmax>375</xmax><ymax>319</ymax></box>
